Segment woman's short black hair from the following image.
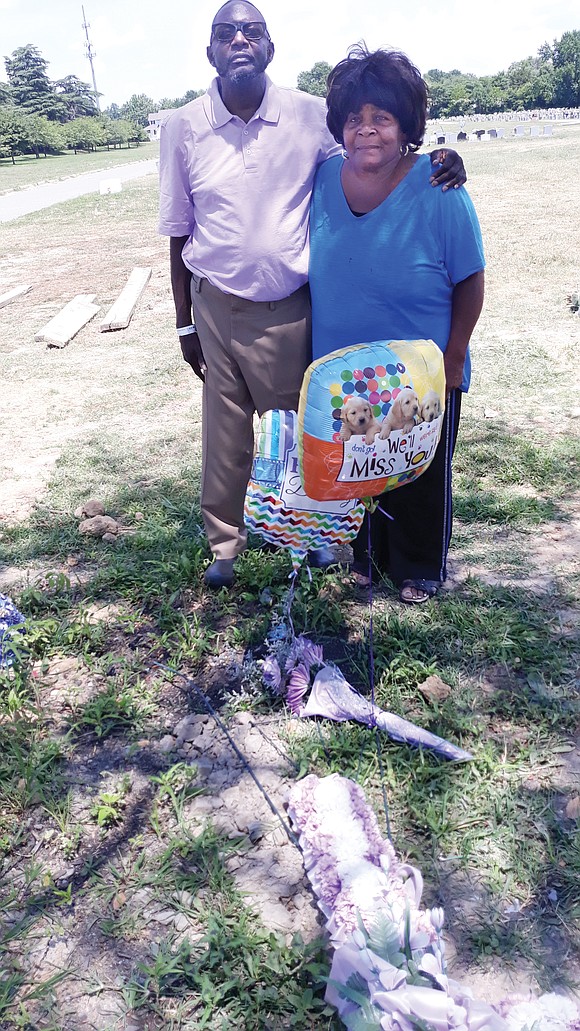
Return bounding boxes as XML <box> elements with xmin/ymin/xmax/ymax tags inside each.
<box><xmin>325</xmin><ymin>44</ymin><xmax>427</xmax><ymax>150</ymax></box>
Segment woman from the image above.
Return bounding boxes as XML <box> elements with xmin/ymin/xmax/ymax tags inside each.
<box><xmin>309</xmin><ymin>46</ymin><xmax>485</xmax><ymax>604</ymax></box>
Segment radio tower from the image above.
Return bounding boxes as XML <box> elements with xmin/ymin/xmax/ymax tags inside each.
<box><xmin>82</xmin><ymin>5</ymin><xmax>100</xmax><ymax>110</ymax></box>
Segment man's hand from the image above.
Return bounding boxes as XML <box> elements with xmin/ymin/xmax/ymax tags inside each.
<box><xmin>180</xmin><ymin>330</ymin><xmax>206</xmax><ymax>382</ymax></box>
<box><xmin>429</xmin><ymin>148</ymin><xmax>467</xmax><ymax>191</ymax></box>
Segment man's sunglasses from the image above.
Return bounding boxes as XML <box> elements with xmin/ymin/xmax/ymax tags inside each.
<box><xmin>211</xmin><ymin>21</ymin><xmax>268</xmax><ymax>43</ymax></box>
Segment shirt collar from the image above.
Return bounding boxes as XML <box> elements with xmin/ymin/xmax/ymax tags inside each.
<box><xmin>203</xmin><ymin>75</ymin><xmax>281</xmax><ymax>128</ymax></box>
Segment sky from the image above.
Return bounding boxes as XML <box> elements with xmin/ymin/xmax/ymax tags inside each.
<box><xmin>1</xmin><ymin>0</ymin><xmax>576</xmax><ymax>109</ymax></box>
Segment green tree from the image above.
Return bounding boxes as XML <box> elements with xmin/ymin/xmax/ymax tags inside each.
<box><xmin>551</xmin><ymin>30</ymin><xmax>580</xmax><ymax>106</ymax></box>
<box><xmin>507</xmin><ymin>57</ymin><xmax>537</xmax><ymax>90</ymax></box>
<box><xmin>426</xmin><ymin>73</ymin><xmax>453</xmax><ymax>119</ymax></box>
<box><xmin>157</xmin><ymin>89</ymin><xmax>204</xmax><ymax>109</ymax></box>
<box><xmin>426</xmin><ymin>70</ymin><xmax>478</xmax><ymax>117</ymax></box>
<box><xmin>128</xmin><ymin>122</ymin><xmax>148</xmax><ymax>144</ymax></box>
<box><xmin>54</xmin><ymin>75</ymin><xmax>99</xmax><ymax>120</ymax></box>
<box><xmin>101</xmin><ymin>117</ymin><xmax>141</xmax><ymax>148</ymax></box>
<box><xmin>119</xmin><ymin>93</ymin><xmax>156</xmax><ymax>127</ymax></box>
<box><xmin>0</xmin><ymin>80</ymin><xmax>12</xmax><ymax>104</ymax></box>
<box><xmin>180</xmin><ymin>89</ymin><xmax>204</xmax><ymax>105</ymax></box>
<box><xmin>532</xmin><ymin>69</ymin><xmax>556</xmax><ymax>107</ymax></box>
<box><xmin>63</xmin><ymin>115</ymin><xmax>104</xmax><ymax>153</ymax></box>
<box><xmin>103</xmin><ymin>102</ymin><xmax>122</xmax><ymax>120</ymax></box>
<box><xmin>504</xmin><ymin>56</ymin><xmax>553</xmax><ymax>109</ymax></box>
<box><xmin>4</xmin><ymin>44</ymin><xmax>64</xmax><ymax>120</ymax></box>
<box><xmin>297</xmin><ymin>61</ymin><xmax>332</xmax><ymax>98</ymax></box>
<box><xmin>0</xmin><ymin>107</ymin><xmax>64</xmax><ymax>160</ymax></box>
<box><xmin>0</xmin><ymin>106</ymin><xmax>27</xmax><ymax>161</ymax></box>
<box><xmin>23</xmin><ymin>112</ymin><xmax>64</xmax><ymax>156</ymax></box>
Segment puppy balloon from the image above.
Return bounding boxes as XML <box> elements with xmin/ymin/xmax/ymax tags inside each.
<box><xmin>298</xmin><ymin>340</ymin><xmax>446</xmax><ymax>502</ymax></box>
<box><xmin>340</xmin><ymin>397</ymin><xmax>383</xmax><ymax>445</ymax></box>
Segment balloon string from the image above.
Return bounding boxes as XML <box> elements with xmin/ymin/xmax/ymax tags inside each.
<box><xmin>366</xmin><ymin>514</ymin><xmax>376</xmax><ymax>713</ymax></box>
<box><xmin>376</xmin><ymin>504</ymin><xmax>394</xmax><ymax>522</ymax></box>
<box><xmin>365</xmin><ymin>509</ymin><xmax>393</xmax><ymax>842</ymax></box>
<box><xmin>284</xmin><ymin>572</ymin><xmax>298</xmax><ymax>641</ymax></box>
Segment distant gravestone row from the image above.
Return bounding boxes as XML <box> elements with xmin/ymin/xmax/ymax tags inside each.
<box><xmin>0</xmin><ymin>267</ymin><xmax>152</xmax><ymax>347</ymax></box>
<box><xmin>428</xmin><ymin>124</ymin><xmax>554</xmax><ymax>145</ymax></box>
<box><xmin>427</xmin><ymin>107</ymin><xmax>579</xmax><ymax>127</ymax></box>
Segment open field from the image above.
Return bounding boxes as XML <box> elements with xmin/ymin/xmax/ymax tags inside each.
<box><xmin>0</xmin><ymin>142</ymin><xmax>156</xmax><ymax>195</ymax></box>
<box><xmin>0</xmin><ymin>125</ymin><xmax>579</xmax><ymax>1029</ymax></box>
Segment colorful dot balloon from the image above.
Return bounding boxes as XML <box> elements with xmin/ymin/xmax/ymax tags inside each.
<box><xmin>298</xmin><ymin>340</ymin><xmax>446</xmax><ymax>502</ymax></box>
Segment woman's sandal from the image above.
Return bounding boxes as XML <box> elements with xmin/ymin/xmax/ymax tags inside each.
<box><xmin>399</xmin><ymin>579</ymin><xmax>439</xmax><ymax>605</ymax></box>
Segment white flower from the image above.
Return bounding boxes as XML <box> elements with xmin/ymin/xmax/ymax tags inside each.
<box><xmin>505</xmin><ymin>993</ymin><xmax>580</xmax><ymax>1031</ymax></box>
<box><xmin>429</xmin><ymin>906</ymin><xmax>445</xmax><ymax>932</ymax></box>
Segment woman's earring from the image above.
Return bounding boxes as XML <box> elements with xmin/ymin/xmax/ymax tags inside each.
<box><xmin>342</xmin><ymin>149</ymin><xmax>349</xmax><ymax>159</ymax></box>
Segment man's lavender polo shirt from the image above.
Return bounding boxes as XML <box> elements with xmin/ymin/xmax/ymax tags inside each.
<box><xmin>158</xmin><ymin>76</ymin><xmax>340</xmax><ymax>302</ymax></box>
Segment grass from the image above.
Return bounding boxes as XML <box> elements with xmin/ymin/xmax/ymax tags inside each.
<box><xmin>0</xmin><ymin>123</ymin><xmax>579</xmax><ymax>1027</ymax></box>
<box><xmin>88</xmin><ymin>826</ymin><xmax>334</xmax><ymax>1029</ymax></box>
<box><xmin>0</xmin><ymin>141</ymin><xmax>156</xmax><ymax>194</ymax></box>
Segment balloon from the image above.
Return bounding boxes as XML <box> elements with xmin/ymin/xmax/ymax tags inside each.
<box><xmin>244</xmin><ymin>410</ymin><xmax>364</xmax><ymax>572</ymax></box>
<box><xmin>298</xmin><ymin>340</ymin><xmax>446</xmax><ymax>502</ymax></box>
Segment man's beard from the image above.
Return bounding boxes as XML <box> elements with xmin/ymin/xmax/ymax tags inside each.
<box><xmin>229</xmin><ymin>64</ymin><xmax>258</xmax><ymax>83</ymax></box>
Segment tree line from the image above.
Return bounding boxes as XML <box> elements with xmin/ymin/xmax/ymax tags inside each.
<box><xmin>0</xmin><ymin>45</ymin><xmax>145</xmax><ymax>162</ymax></box>
<box><xmin>296</xmin><ymin>31</ymin><xmax>580</xmax><ymax>117</ymax></box>
<box><xmin>2</xmin><ymin>31</ymin><xmax>578</xmax><ymax>163</ymax></box>
<box><xmin>0</xmin><ymin>45</ymin><xmax>203</xmax><ymax>163</ymax></box>
<box><xmin>0</xmin><ymin>39</ymin><xmax>206</xmax><ymax>162</ymax></box>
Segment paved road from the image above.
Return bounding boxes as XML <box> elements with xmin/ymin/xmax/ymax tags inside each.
<box><xmin>0</xmin><ymin>158</ymin><xmax>158</xmax><ymax>223</ymax></box>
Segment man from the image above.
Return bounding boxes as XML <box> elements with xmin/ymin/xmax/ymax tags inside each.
<box><xmin>159</xmin><ymin>2</ymin><xmax>465</xmax><ymax>588</ymax></box>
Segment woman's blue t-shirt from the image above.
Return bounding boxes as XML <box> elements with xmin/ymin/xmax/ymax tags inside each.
<box><xmin>309</xmin><ymin>153</ymin><xmax>485</xmax><ymax>392</ymax></box>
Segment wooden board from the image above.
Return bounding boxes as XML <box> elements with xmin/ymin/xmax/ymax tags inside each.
<box><xmin>34</xmin><ymin>294</ymin><xmax>100</xmax><ymax>347</ymax></box>
<box><xmin>99</xmin><ymin>267</ymin><xmax>152</xmax><ymax>332</ymax></box>
<box><xmin>0</xmin><ymin>284</ymin><xmax>32</xmax><ymax>309</ymax></box>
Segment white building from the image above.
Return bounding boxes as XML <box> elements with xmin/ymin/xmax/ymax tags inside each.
<box><xmin>147</xmin><ymin>110</ymin><xmax>174</xmax><ymax>141</ymax></box>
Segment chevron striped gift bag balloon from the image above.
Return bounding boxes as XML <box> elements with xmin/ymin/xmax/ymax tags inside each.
<box><xmin>244</xmin><ymin>410</ymin><xmax>364</xmax><ymax>572</ymax></box>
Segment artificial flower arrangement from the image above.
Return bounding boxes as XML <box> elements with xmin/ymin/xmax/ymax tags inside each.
<box><xmin>286</xmin><ymin>774</ymin><xmax>580</xmax><ymax>1031</ymax></box>
<box><xmin>257</xmin><ymin>624</ymin><xmax>578</xmax><ymax>1028</ymax></box>
<box><xmin>259</xmin><ymin>625</ymin><xmax>472</xmax><ymax>763</ymax></box>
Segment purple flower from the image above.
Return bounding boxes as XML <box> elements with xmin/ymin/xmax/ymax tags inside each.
<box><xmin>259</xmin><ymin>655</ymin><xmax>282</xmax><ymax>693</ymax></box>
<box><xmin>285</xmin><ymin>663</ymin><xmax>311</xmax><ymax>714</ymax></box>
<box><xmin>295</xmin><ymin>635</ymin><xmax>324</xmax><ymax>669</ymax></box>
<box><xmin>285</xmin><ymin>635</ymin><xmax>324</xmax><ymax>674</ymax></box>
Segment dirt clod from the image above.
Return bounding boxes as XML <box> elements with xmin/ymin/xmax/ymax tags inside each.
<box><xmin>78</xmin><ymin>514</ymin><xmax>118</xmax><ymax>537</ymax></box>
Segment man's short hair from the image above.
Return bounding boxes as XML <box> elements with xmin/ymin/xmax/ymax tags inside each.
<box><xmin>325</xmin><ymin>45</ymin><xmax>427</xmax><ymax>149</ymax></box>
<box><xmin>211</xmin><ymin>1</ymin><xmax>266</xmax><ymax>30</ymax></box>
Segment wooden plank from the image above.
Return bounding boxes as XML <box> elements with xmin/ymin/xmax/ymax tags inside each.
<box><xmin>99</xmin><ymin>267</ymin><xmax>152</xmax><ymax>332</ymax></box>
<box><xmin>34</xmin><ymin>294</ymin><xmax>100</xmax><ymax>347</ymax></box>
<box><xmin>0</xmin><ymin>284</ymin><xmax>32</xmax><ymax>309</ymax></box>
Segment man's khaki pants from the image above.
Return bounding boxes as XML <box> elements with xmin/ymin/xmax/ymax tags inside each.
<box><xmin>192</xmin><ymin>276</ymin><xmax>312</xmax><ymax>560</ymax></box>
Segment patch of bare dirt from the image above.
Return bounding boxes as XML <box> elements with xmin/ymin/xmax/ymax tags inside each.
<box><xmin>448</xmin><ymin>497</ymin><xmax>580</xmax><ymax>596</ymax></box>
